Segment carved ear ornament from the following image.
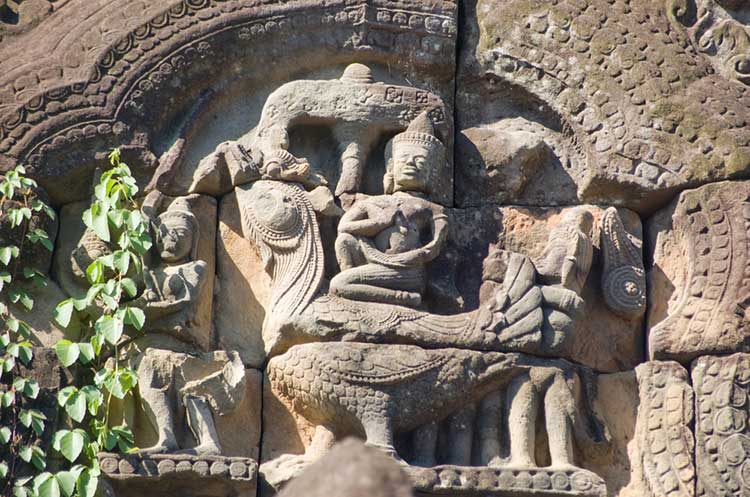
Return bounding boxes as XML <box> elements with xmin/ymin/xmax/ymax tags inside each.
<box><xmin>600</xmin><ymin>208</ymin><xmax>646</xmax><ymax>320</ymax></box>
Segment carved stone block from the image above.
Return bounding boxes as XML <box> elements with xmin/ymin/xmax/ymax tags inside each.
<box><xmin>693</xmin><ymin>354</ymin><xmax>750</xmax><ymax>497</ymax></box>
<box><xmin>445</xmin><ymin>205</ymin><xmax>645</xmax><ymax>373</ymax></box>
<box><xmin>99</xmin><ymin>452</ymin><xmax>257</xmax><ymax>497</ymax></box>
<box><xmin>648</xmin><ymin>181</ymin><xmax>750</xmax><ymax>362</ymax></box>
<box><xmin>456</xmin><ymin>0</ymin><xmax>750</xmax><ymax>211</ymax></box>
<box><xmin>215</xmin><ymin>190</ymin><xmax>272</xmax><ymax>368</ymax></box>
<box><xmin>628</xmin><ymin>361</ymin><xmax>695</xmax><ymax>497</ymax></box>
<box><xmin>3</xmin><ymin>1</ymin><xmax>750</xmax><ymax>497</ymax></box>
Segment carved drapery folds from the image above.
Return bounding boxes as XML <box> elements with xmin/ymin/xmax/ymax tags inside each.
<box><xmin>4</xmin><ymin>1</ymin><xmax>750</xmax><ymax>497</ymax></box>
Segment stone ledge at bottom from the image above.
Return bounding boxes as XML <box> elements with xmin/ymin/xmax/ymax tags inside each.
<box><xmin>99</xmin><ymin>452</ymin><xmax>258</xmax><ymax>497</ymax></box>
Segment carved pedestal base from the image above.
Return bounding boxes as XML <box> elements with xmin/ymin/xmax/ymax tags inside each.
<box><xmin>262</xmin><ymin>458</ymin><xmax>605</xmax><ymax>497</ymax></box>
<box><xmin>407</xmin><ymin>466</ymin><xmax>606</xmax><ymax>497</ymax></box>
<box><xmin>99</xmin><ymin>452</ymin><xmax>258</xmax><ymax>497</ymax></box>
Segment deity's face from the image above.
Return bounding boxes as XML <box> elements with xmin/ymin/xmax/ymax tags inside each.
<box><xmin>157</xmin><ymin>218</ymin><xmax>193</xmax><ymax>263</ymax></box>
<box><xmin>391</xmin><ymin>142</ymin><xmax>433</xmax><ymax>193</ymax></box>
<box><xmin>71</xmin><ymin>231</ymin><xmax>112</xmax><ymax>280</ymax></box>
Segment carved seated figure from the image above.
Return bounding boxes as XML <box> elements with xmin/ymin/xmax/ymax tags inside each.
<box><xmin>330</xmin><ymin>112</ymin><xmax>448</xmax><ymax>308</ymax></box>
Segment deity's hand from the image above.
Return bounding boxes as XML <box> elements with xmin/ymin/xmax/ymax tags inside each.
<box><xmin>480</xmin><ymin>253</ymin><xmax>543</xmax><ymax>347</ymax></box>
<box><xmin>478</xmin><ymin>250</ymin><xmax>584</xmax><ymax>353</ymax></box>
<box><xmin>374</xmin><ymin>209</ymin><xmax>398</xmax><ymax>227</ymax></box>
<box><xmin>540</xmin><ymin>285</ymin><xmax>585</xmax><ymax>351</ymax></box>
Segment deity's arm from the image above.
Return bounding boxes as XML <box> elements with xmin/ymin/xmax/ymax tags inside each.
<box><xmin>383</xmin><ymin>209</ymin><xmax>448</xmax><ymax>266</ymax></box>
<box><xmin>132</xmin><ymin>262</ymin><xmax>207</xmax><ymax>319</ymax></box>
<box><xmin>420</xmin><ymin>212</ymin><xmax>449</xmax><ymax>262</ymax></box>
<box><xmin>337</xmin><ymin>202</ymin><xmax>393</xmax><ymax>238</ymax></box>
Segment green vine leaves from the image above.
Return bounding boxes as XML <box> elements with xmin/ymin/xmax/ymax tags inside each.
<box><xmin>47</xmin><ymin>148</ymin><xmax>152</xmax><ymax>497</ymax></box>
<box><xmin>0</xmin><ymin>165</ymin><xmax>56</xmax><ymax>497</ymax></box>
<box><xmin>0</xmin><ymin>155</ymin><xmax>150</xmax><ymax>497</ymax></box>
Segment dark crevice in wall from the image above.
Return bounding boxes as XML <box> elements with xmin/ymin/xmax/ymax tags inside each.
<box><xmin>451</xmin><ymin>0</ymin><xmax>463</xmax><ymax>209</ymax></box>
<box><xmin>0</xmin><ymin>1</ymin><xmax>20</xmax><ymax>25</ymax></box>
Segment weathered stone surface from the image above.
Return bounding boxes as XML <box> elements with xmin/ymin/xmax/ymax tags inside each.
<box><xmin>626</xmin><ymin>361</ymin><xmax>695</xmax><ymax>497</ymax></box>
<box><xmin>215</xmin><ymin>190</ymin><xmax>272</xmax><ymax>368</ymax></box>
<box><xmin>4</xmin><ymin>1</ymin><xmax>750</xmax><ymax>497</ymax></box>
<box><xmin>693</xmin><ymin>353</ymin><xmax>750</xmax><ymax>497</ymax></box>
<box><xmin>218</xmin><ymin>195</ymin><xmax>644</xmax><ymax>372</ymax></box>
<box><xmin>456</xmin><ymin>0</ymin><xmax>750</xmax><ymax>212</ymax></box>
<box><xmin>674</xmin><ymin>1</ymin><xmax>750</xmax><ymax>87</ymax></box>
<box><xmin>586</xmin><ymin>371</ymin><xmax>638</xmax><ymax>497</ymax></box>
<box><xmin>648</xmin><ymin>181</ymin><xmax>750</xmax><ymax>363</ymax></box>
<box><xmin>0</xmin><ymin>1</ymin><xmax>459</xmax><ymax>207</ymax></box>
<box><xmin>100</xmin><ymin>451</ymin><xmax>258</xmax><ymax>497</ymax></box>
<box><xmin>276</xmin><ymin>438</ymin><xmax>414</xmax><ymax>497</ymax></box>
<box><xmin>445</xmin><ymin>205</ymin><xmax>644</xmax><ymax>372</ymax></box>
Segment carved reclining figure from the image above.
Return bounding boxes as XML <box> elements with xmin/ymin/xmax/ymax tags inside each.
<box><xmin>238</xmin><ymin>179</ymin><xmax>583</xmax><ymax>359</ymax></box>
<box><xmin>236</xmin><ymin>178</ymin><xmax>607</xmax><ymax>477</ymax></box>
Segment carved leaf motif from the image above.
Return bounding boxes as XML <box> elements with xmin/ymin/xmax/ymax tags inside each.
<box><xmin>694</xmin><ymin>354</ymin><xmax>750</xmax><ymax>497</ymax></box>
<box><xmin>634</xmin><ymin>361</ymin><xmax>695</xmax><ymax>497</ymax></box>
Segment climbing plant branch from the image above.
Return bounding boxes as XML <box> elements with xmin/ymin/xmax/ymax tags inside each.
<box><xmin>42</xmin><ymin>148</ymin><xmax>151</xmax><ymax>497</ymax></box>
<box><xmin>0</xmin><ymin>165</ymin><xmax>56</xmax><ymax>497</ymax></box>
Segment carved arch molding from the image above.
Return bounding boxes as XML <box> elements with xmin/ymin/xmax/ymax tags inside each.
<box><xmin>3</xmin><ymin>1</ymin><xmax>750</xmax><ymax>497</ymax></box>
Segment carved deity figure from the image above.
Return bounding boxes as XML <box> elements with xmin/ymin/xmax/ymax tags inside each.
<box><xmin>220</xmin><ymin>68</ymin><xmax>609</xmax><ymax>489</ymax></box>
<box><xmin>128</xmin><ymin>196</ymin><xmax>246</xmax><ymax>455</ymax></box>
<box><xmin>63</xmin><ymin>191</ymin><xmax>246</xmax><ymax>456</ymax></box>
<box><xmin>330</xmin><ymin>112</ymin><xmax>448</xmax><ymax>308</ymax></box>
<box><xmin>535</xmin><ymin>208</ymin><xmax>594</xmax><ymax>295</ymax></box>
<box><xmin>132</xmin><ymin>198</ymin><xmax>208</xmax><ymax>337</ymax></box>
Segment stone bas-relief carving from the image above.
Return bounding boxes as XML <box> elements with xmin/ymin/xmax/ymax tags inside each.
<box><xmin>4</xmin><ymin>0</ymin><xmax>750</xmax><ymax>496</ymax></box>
<box><xmin>47</xmin><ymin>183</ymin><xmax>261</xmax><ymax>492</ymax></box>
<box><xmin>329</xmin><ymin>112</ymin><xmax>450</xmax><ymax>308</ymax></box>
<box><xmin>628</xmin><ymin>362</ymin><xmax>695</xmax><ymax>497</ymax></box>
<box><xmin>456</xmin><ymin>0</ymin><xmax>750</xmax><ymax>212</ymax></box>
<box><xmin>119</xmin><ymin>195</ymin><xmax>250</xmax><ymax>457</ymax></box>
<box><xmin>227</xmin><ymin>104</ymin><xmax>626</xmax><ymax>492</ymax></box>
<box><xmin>98</xmin><ymin>452</ymin><xmax>258</xmax><ymax>497</ymax></box>
<box><xmin>671</xmin><ymin>0</ymin><xmax>750</xmax><ymax>86</ymax></box>
<box><xmin>648</xmin><ymin>181</ymin><xmax>750</xmax><ymax>362</ymax></box>
<box><xmin>445</xmin><ymin>204</ymin><xmax>646</xmax><ymax>373</ymax></box>
<box><xmin>693</xmin><ymin>353</ymin><xmax>750</xmax><ymax>497</ymax></box>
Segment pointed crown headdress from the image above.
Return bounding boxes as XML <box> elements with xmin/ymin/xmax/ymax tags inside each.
<box><xmin>392</xmin><ymin>111</ymin><xmax>444</xmax><ymax>153</ymax></box>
